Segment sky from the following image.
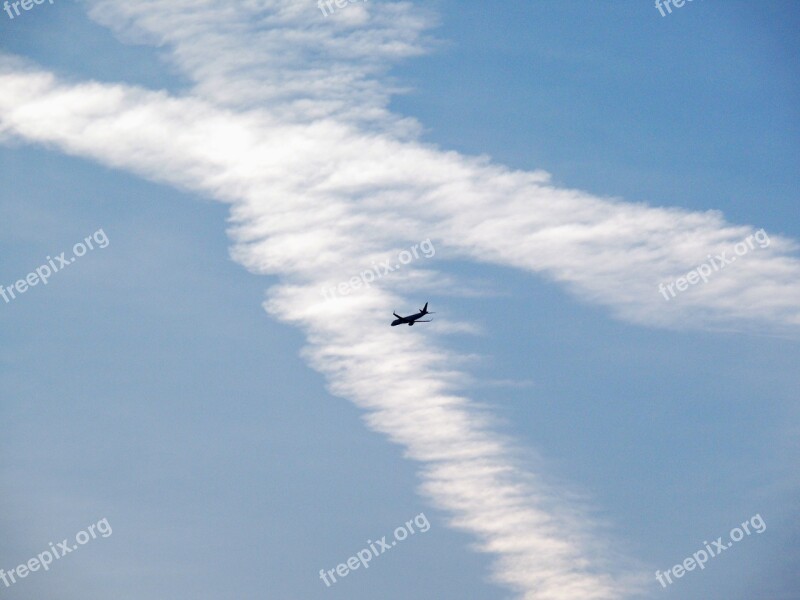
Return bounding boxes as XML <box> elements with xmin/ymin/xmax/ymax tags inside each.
<box><xmin>0</xmin><ymin>1</ymin><xmax>798</xmax><ymax>599</ymax></box>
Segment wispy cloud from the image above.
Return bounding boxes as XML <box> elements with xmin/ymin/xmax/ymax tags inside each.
<box><xmin>1</xmin><ymin>1</ymin><xmax>798</xmax><ymax>597</ymax></box>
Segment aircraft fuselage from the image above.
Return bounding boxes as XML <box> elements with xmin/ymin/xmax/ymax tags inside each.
<box><xmin>391</xmin><ymin>303</ymin><xmax>431</xmax><ymax>326</ymax></box>
<box><xmin>391</xmin><ymin>310</ymin><xmax>426</xmax><ymax>326</ymax></box>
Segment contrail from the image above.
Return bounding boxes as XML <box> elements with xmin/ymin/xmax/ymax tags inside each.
<box><xmin>1</xmin><ymin>1</ymin><xmax>798</xmax><ymax>597</ymax></box>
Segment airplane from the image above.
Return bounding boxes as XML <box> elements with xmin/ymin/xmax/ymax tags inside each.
<box><xmin>391</xmin><ymin>302</ymin><xmax>434</xmax><ymax>326</ymax></box>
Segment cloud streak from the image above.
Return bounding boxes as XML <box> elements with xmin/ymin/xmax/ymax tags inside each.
<box><xmin>1</xmin><ymin>1</ymin><xmax>798</xmax><ymax>597</ymax></box>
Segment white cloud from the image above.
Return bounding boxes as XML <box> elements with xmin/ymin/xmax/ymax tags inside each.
<box><xmin>1</xmin><ymin>1</ymin><xmax>797</xmax><ymax>597</ymax></box>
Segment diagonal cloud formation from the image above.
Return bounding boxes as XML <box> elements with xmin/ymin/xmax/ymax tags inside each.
<box><xmin>80</xmin><ymin>0</ymin><xmax>800</xmax><ymax>335</ymax></box>
<box><xmin>1</xmin><ymin>1</ymin><xmax>799</xmax><ymax>598</ymax></box>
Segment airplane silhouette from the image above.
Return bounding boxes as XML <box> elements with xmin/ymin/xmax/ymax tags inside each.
<box><xmin>391</xmin><ymin>302</ymin><xmax>433</xmax><ymax>326</ymax></box>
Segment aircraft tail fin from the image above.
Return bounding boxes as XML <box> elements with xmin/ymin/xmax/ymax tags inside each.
<box><xmin>420</xmin><ymin>302</ymin><xmax>428</xmax><ymax>313</ymax></box>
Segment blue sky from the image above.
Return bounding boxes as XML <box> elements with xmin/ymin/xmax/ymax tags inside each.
<box><xmin>1</xmin><ymin>2</ymin><xmax>798</xmax><ymax>599</ymax></box>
